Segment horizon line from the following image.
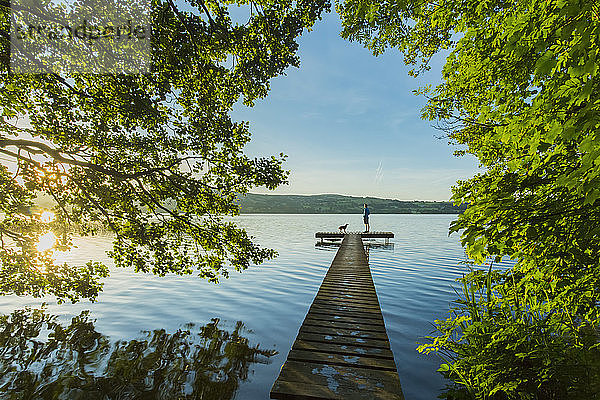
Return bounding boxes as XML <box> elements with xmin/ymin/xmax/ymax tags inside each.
<box><xmin>246</xmin><ymin>192</ymin><xmax>454</xmax><ymax>202</ymax></box>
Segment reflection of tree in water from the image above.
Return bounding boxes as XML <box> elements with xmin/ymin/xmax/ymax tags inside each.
<box><xmin>0</xmin><ymin>307</ymin><xmax>277</xmax><ymax>399</ymax></box>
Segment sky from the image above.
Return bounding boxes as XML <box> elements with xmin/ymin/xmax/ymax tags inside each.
<box><xmin>232</xmin><ymin>11</ymin><xmax>480</xmax><ymax>202</ymax></box>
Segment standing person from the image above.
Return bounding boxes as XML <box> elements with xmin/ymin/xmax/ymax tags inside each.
<box><xmin>363</xmin><ymin>203</ymin><xmax>370</xmax><ymax>232</ymax></box>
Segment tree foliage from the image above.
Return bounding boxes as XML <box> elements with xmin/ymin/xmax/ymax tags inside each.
<box><xmin>337</xmin><ymin>0</ymin><xmax>600</xmax><ymax>397</ymax></box>
<box><xmin>0</xmin><ymin>0</ymin><xmax>329</xmax><ymax>301</ymax></box>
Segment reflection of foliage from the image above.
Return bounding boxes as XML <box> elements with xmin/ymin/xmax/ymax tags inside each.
<box><xmin>0</xmin><ymin>307</ymin><xmax>277</xmax><ymax>399</ymax></box>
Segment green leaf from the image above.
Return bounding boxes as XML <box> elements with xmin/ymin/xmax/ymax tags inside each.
<box><xmin>535</xmin><ymin>50</ymin><xmax>556</xmax><ymax>76</ymax></box>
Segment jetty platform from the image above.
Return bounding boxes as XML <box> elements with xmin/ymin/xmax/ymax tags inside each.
<box><xmin>270</xmin><ymin>234</ymin><xmax>404</xmax><ymax>400</ymax></box>
<box><xmin>315</xmin><ymin>231</ymin><xmax>394</xmax><ymax>244</ymax></box>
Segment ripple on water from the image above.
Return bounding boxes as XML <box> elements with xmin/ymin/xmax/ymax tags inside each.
<box><xmin>0</xmin><ymin>214</ymin><xmax>512</xmax><ymax>400</ymax></box>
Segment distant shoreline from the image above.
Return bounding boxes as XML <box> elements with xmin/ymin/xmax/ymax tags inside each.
<box><xmin>237</xmin><ymin>193</ymin><xmax>466</xmax><ymax>214</ymax></box>
<box><xmin>237</xmin><ymin>212</ymin><xmax>462</xmax><ymax>214</ymax></box>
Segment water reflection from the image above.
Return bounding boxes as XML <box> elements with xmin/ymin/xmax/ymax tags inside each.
<box><xmin>0</xmin><ymin>307</ymin><xmax>277</xmax><ymax>399</ymax></box>
<box><xmin>362</xmin><ymin>241</ymin><xmax>395</xmax><ymax>251</ymax></box>
<box><xmin>315</xmin><ymin>241</ymin><xmax>394</xmax><ymax>264</ymax></box>
<box><xmin>315</xmin><ymin>241</ymin><xmax>395</xmax><ymax>250</ymax></box>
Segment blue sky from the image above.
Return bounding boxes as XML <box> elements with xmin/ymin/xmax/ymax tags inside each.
<box><xmin>233</xmin><ymin>11</ymin><xmax>479</xmax><ymax>201</ymax></box>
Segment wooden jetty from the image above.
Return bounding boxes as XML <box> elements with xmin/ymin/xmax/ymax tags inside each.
<box><xmin>315</xmin><ymin>231</ymin><xmax>394</xmax><ymax>244</ymax></box>
<box><xmin>270</xmin><ymin>234</ymin><xmax>404</xmax><ymax>400</ymax></box>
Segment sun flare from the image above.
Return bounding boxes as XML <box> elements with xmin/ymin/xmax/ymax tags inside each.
<box><xmin>36</xmin><ymin>232</ymin><xmax>57</xmax><ymax>252</ymax></box>
<box><xmin>40</xmin><ymin>210</ymin><xmax>55</xmax><ymax>223</ymax></box>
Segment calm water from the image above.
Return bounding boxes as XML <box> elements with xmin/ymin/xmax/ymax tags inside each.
<box><xmin>0</xmin><ymin>214</ymin><xmax>512</xmax><ymax>399</ymax></box>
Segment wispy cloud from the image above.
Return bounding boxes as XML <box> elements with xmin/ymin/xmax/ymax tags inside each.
<box><xmin>375</xmin><ymin>160</ymin><xmax>384</xmax><ymax>184</ymax></box>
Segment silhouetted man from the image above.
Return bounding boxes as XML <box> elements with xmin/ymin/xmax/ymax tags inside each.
<box><xmin>363</xmin><ymin>203</ymin><xmax>370</xmax><ymax>232</ymax></box>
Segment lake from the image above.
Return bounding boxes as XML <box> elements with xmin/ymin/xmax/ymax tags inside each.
<box><xmin>0</xmin><ymin>214</ymin><xmax>511</xmax><ymax>399</ymax></box>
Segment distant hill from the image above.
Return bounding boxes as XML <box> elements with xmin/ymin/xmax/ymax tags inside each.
<box><xmin>237</xmin><ymin>194</ymin><xmax>466</xmax><ymax>214</ymax></box>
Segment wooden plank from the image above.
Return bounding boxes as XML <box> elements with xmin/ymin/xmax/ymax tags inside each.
<box><xmin>312</xmin><ymin>296</ymin><xmax>381</xmax><ymax>305</ymax></box>
<box><xmin>305</xmin><ymin>313</ymin><xmax>385</xmax><ymax>326</ymax></box>
<box><xmin>299</xmin><ymin>325</ymin><xmax>389</xmax><ymax>341</ymax></box>
<box><xmin>286</xmin><ymin>349</ymin><xmax>398</xmax><ymax>371</ymax></box>
<box><xmin>271</xmin><ymin>234</ymin><xmax>403</xmax><ymax>400</ymax></box>
<box><xmin>316</xmin><ymin>290</ymin><xmax>379</xmax><ymax>301</ymax></box>
<box><xmin>310</xmin><ymin>302</ymin><xmax>382</xmax><ymax>313</ymax></box>
<box><xmin>316</xmin><ymin>292</ymin><xmax>379</xmax><ymax>300</ymax></box>
<box><xmin>313</xmin><ymin>297</ymin><xmax>380</xmax><ymax>308</ymax></box>
<box><xmin>316</xmin><ymin>288</ymin><xmax>378</xmax><ymax>296</ymax></box>
<box><xmin>272</xmin><ymin>361</ymin><xmax>404</xmax><ymax>400</ymax></box>
<box><xmin>311</xmin><ymin>300</ymin><xmax>380</xmax><ymax>311</ymax></box>
<box><xmin>307</xmin><ymin>310</ymin><xmax>383</xmax><ymax>323</ymax></box>
<box><xmin>296</xmin><ymin>332</ymin><xmax>391</xmax><ymax>349</ymax></box>
<box><xmin>319</xmin><ymin>282</ymin><xmax>376</xmax><ymax>289</ymax></box>
<box><xmin>315</xmin><ymin>293</ymin><xmax>378</xmax><ymax>303</ymax></box>
<box><xmin>323</xmin><ymin>274</ymin><xmax>371</xmax><ymax>280</ymax></box>
<box><xmin>315</xmin><ymin>289</ymin><xmax>377</xmax><ymax>298</ymax></box>
<box><xmin>308</xmin><ymin>306</ymin><xmax>382</xmax><ymax>320</ymax></box>
<box><xmin>292</xmin><ymin>340</ymin><xmax>395</xmax><ymax>359</ymax></box>
<box><xmin>318</xmin><ymin>284</ymin><xmax>376</xmax><ymax>291</ymax></box>
<box><xmin>304</xmin><ymin>318</ymin><xmax>385</xmax><ymax>331</ymax></box>
<box><xmin>320</xmin><ymin>279</ymin><xmax>374</xmax><ymax>285</ymax></box>
<box><xmin>317</xmin><ymin>288</ymin><xmax>376</xmax><ymax>296</ymax></box>
<box><xmin>322</xmin><ymin>277</ymin><xmax>372</xmax><ymax>282</ymax></box>
<box><xmin>272</xmin><ymin>379</ymin><xmax>399</xmax><ymax>400</ymax></box>
<box><xmin>319</xmin><ymin>282</ymin><xmax>375</xmax><ymax>296</ymax></box>
<box><xmin>302</xmin><ymin>319</ymin><xmax>388</xmax><ymax>334</ymax></box>
<box><xmin>315</xmin><ymin>291</ymin><xmax>378</xmax><ymax>300</ymax></box>
<box><xmin>313</xmin><ymin>295</ymin><xmax>380</xmax><ymax>307</ymax></box>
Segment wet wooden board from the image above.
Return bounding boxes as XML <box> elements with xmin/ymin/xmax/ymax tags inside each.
<box><xmin>270</xmin><ymin>234</ymin><xmax>404</xmax><ymax>400</ymax></box>
<box><xmin>273</xmin><ymin>361</ymin><xmax>403</xmax><ymax>400</ymax></box>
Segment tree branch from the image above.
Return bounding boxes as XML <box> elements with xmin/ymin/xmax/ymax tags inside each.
<box><xmin>0</xmin><ymin>138</ymin><xmax>187</xmax><ymax>180</ymax></box>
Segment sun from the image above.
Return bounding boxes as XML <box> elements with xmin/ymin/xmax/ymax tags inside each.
<box><xmin>36</xmin><ymin>231</ymin><xmax>57</xmax><ymax>252</ymax></box>
<box><xmin>40</xmin><ymin>210</ymin><xmax>55</xmax><ymax>223</ymax></box>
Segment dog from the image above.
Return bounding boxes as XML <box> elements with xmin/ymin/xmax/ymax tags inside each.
<box><xmin>338</xmin><ymin>223</ymin><xmax>348</xmax><ymax>233</ymax></box>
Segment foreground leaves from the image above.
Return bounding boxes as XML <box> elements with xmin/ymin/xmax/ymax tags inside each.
<box><xmin>338</xmin><ymin>0</ymin><xmax>600</xmax><ymax>397</ymax></box>
<box><xmin>0</xmin><ymin>0</ymin><xmax>330</xmax><ymax>301</ymax></box>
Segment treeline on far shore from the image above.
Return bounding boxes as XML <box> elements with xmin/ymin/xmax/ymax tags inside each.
<box><xmin>236</xmin><ymin>193</ymin><xmax>467</xmax><ymax>214</ymax></box>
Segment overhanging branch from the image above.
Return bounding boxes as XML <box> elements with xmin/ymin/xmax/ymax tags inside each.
<box><xmin>0</xmin><ymin>138</ymin><xmax>189</xmax><ymax>180</ymax></box>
